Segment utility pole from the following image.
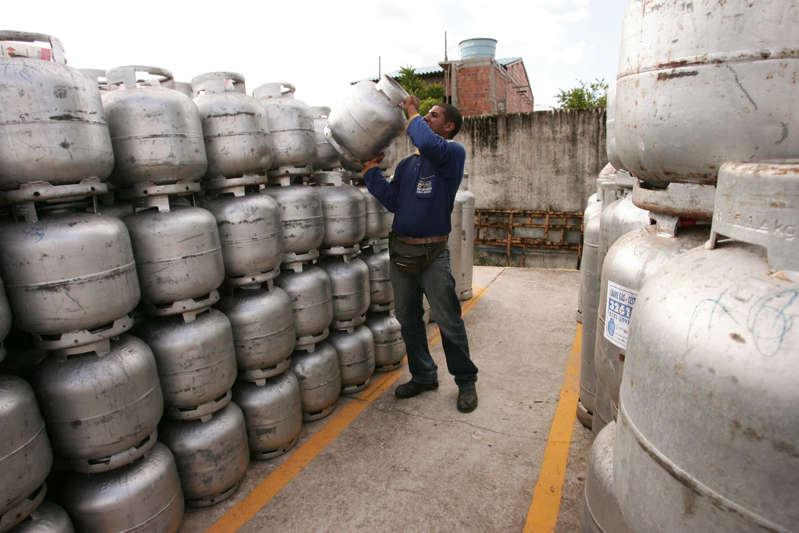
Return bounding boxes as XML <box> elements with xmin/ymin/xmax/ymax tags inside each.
<box><xmin>444</xmin><ymin>31</ymin><xmax>447</xmax><ymax>61</ymax></box>
<box><xmin>378</xmin><ymin>56</ymin><xmax>381</xmax><ymax>78</ymax></box>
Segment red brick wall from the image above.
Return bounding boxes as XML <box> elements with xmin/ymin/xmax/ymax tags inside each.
<box><xmin>456</xmin><ymin>64</ymin><xmax>493</xmax><ymax>116</ymax></box>
<box><xmin>454</xmin><ymin>61</ymin><xmax>533</xmax><ymax>116</ymax></box>
<box><xmin>504</xmin><ymin>62</ymin><xmax>534</xmax><ymax>113</ymax></box>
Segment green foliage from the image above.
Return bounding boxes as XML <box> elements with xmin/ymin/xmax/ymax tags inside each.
<box><xmin>396</xmin><ymin>66</ymin><xmax>446</xmax><ymax>115</ymax></box>
<box><xmin>555</xmin><ymin>78</ymin><xmax>608</xmax><ymax>109</ymax></box>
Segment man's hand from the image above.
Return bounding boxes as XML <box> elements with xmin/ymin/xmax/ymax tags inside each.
<box><xmin>361</xmin><ymin>152</ymin><xmax>385</xmax><ymax>169</ymax></box>
<box><xmin>401</xmin><ymin>94</ymin><xmax>420</xmax><ymax>117</ymax></box>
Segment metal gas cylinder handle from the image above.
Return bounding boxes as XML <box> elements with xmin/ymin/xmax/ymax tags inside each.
<box><xmin>0</xmin><ymin>30</ymin><xmax>66</xmax><ymax>63</ymax></box>
<box><xmin>708</xmin><ymin>160</ymin><xmax>799</xmax><ymax>272</ymax></box>
<box><xmin>106</xmin><ymin>65</ymin><xmax>176</xmax><ymax>89</ymax></box>
<box><xmin>253</xmin><ymin>82</ymin><xmax>295</xmax><ymax>99</ymax></box>
<box><xmin>375</xmin><ymin>74</ymin><xmax>408</xmax><ymax>106</ymax></box>
<box><xmin>191</xmin><ymin>71</ymin><xmax>246</xmax><ymax>96</ymax></box>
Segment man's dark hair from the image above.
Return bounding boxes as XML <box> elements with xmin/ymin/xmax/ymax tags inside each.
<box><xmin>438</xmin><ymin>102</ymin><xmax>462</xmax><ymax>139</ymax></box>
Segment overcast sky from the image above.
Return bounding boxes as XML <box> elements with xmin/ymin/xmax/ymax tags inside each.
<box><xmin>5</xmin><ymin>0</ymin><xmax>629</xmax><ymax>110</ymax></box>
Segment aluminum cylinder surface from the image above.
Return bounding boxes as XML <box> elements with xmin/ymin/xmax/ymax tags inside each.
<box><xmin>605</xmin><ymin>81</ymin><xmax>622</xmax><ymax>172</ymax></box>
<box><xmin>448</xmin><ymin>193</ymin><xmax>464</xmax><ymax>299</ymax></box>
<box><xmin>160</xmin><ymin>401</ymin><xmax>249</xmax><ymax>507</ymax></box>
<box><xmin>136</xmin><ymin>308</ymin><xmax>237</xmax><ymax>421</ymax></box>
<box><xmin>192</xmin><ymin>72</ymin><xmax>272</xmax><ymax>180</ymax></box>
<box><xmin>597</xmin><ymin>191</ymin><xmax>650</xmax><ymax>272</ymax></box>
<box><xmin>275</xmin><ymin>266</ymin><xmax>333</xmax><ymax>341</ymax></box>
<box><xmin>577</xmin><ymin>208</ymin><xmax>602</xmax><ymax>428</ymax></box>
<box><xmin>0</xmin><ymin>376</ymin><xmax>52</xmax><ymax>532</ymax></box>
<box><xmin>311</xmin><ymin>106</ymin><xmax>339</xmax><ymax>170</ymax></box>
<box><xmin>252</xmin><ymin>83</ymin><xmax>315</xmax><ymax>173</ymax></box>
<box><xmin>458</xmin><ymin>188</ymin><xmax>476</xmax><ymax>300</ymax></box>
<box><xmin>613</xmin><ymin>161</ymin><xmax>799</xmax><ymax>532</ymax></box>
<box><xmin>614</xmin><ymin>1</ymin><xmax>799</xmax><ymax>186</ymax></box>
<box><xmin>319</xmin><ymin>257</ymin><xmax>370</xmax><ymax>329</ymax></box>
<box><xmin>217</xmin><ymin>285</ymin><xmax>296</xmax><ymax>381</ymax></box>
<box><xmin>581</xmin><ymin>421</ymin><xmax>631</xmax><ymax>533</ymax></box>
<box><xmin>593</xmin><ymin>222</ymin><xmax>709</xmax><ymax>435</ymax></box>
<box><xmin>316</xmin><ymin>180</ymin><xmax>367</xmax><ymax>251</ymax></box>
<box><xmin>60</xmin><ymin>443</ymin><xmax>184</xmax><ymax>533</ymax></box>
<box><xmin>576</xmin><ymin>192</ymin><xmax>602</xmax><ymax>325</ymax></box>
<box><xmin>326</xmin><ymin>75</ymin><xmax>408</xmax><ymax>162</ymax></box>
<box><xmin>0</xmin><ymin>32</ymin><xmax>114</xmax><ymax>191</ymax></box>
<box><xmin>328</xmin><ymin>326</ymin><xmax>375</xmax><ymax>393</ymax></box>
<box><xmin>125</xmin><ymin>205</ymin><xmax>225</xmax><ymax>310</ymax></box>
<box><xmin>364</xmin><ymin>248</ymin><xmax>393</xmax><ymax>309</ymax></box>
<box><xmin>0</xmin><ymin>279</ymin><xmax>12</xmax><ymax>362</ymax></box>
<box><xmin>290</xmin><ymin>342</ymin><xmax>341</xmax><ymax>421</ymax></box>
<box><xmin>103</xmin><ymin>66</ymin><xmax>207</xmax><ymax>187</ymax></box>
<box><xmin>358</xmin><ymin>185</ymin><xmax>393</xmax><ymax>239</ymax></box>
<box><xmin>202</xmin><ymin>190</ymin><xmax>282</xmax><ymax>283</ymax></box>
<box><xmin>6</xmin><ymin>502</ymin><xmax>74</xmax><ymax>533</ymax></box>
<box><xmin>233</xmin><ymin>371</ymin><xmax>303</xmax><ymax>460</ymax></box>
<box><xmin>365</xmin><ymin>312</ymin><xmax>404</xmax><ymax>371</ymax></box>
<box><xmin>0</xmin><ymin>211</ymin><xmax>139</xmax><ymax>340</ymax></box>
<box><xmin>263</xmin><ymin>185</ymin><xmax>324</xmax><ymax>257</ymax></box>
<box><xmin>33</xmin><ymin>335</ymin><xmax>163</xmax><ymax>472</ymax></box>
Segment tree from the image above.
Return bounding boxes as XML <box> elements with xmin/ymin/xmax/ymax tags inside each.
<box><xmin>396</xmin><ymin>66</ymin><xmax>445</xmax><ymax>116</ymax></box>
<box><xmin>555</xmin><ymin>78</ymin><xmax>608</xmax><ymax>109</ymax></box>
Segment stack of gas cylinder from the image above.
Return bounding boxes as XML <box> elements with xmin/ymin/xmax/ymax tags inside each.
<box><xmin>0</xmin><ymin>30</ymin><xmax>414</xmax><ymax>533</ymax></box>
<box><xmin>579</xmin><ymin>2</ymin><xmax>798</xmax><ymax>533</ymax></box>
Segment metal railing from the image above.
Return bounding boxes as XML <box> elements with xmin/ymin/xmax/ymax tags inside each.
<box><xmin>473</xmin><ymin>208</ymin><xmax>584</xmax><ymax>267</ymax></box>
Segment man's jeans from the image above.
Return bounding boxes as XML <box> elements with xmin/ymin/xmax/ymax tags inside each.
<box><xmin>390</xmin><ymin>247</ymin><xmax>478</xmax><ymax>388</ymax></box>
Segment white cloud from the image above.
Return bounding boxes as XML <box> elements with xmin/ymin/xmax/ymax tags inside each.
<box><xmin>2</xmin><ymin>0</ymin><xmax>626</xmax><ymax>110</ymax></box>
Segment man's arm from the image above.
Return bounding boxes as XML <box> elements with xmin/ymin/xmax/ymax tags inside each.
<box><xmin>361</xmin><ymin>153</ymin><xmax>400</xmax><ymax>213</ymax></box>
<box><xmin>401</xmin><ymin>95</ymin><xmax>451</xmax><ymax>165</ymax></box>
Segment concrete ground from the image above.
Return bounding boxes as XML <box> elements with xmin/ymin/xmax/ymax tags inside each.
<box><xmin>180</xmin><ymin>266</ymin><xmax>593</xmax><ymax>533</ymax></box>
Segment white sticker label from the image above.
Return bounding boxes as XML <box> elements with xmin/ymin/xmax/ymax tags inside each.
<box><xmin>604</xmin><ymin>280</ymin><xmax>638</xmax><ymax>350</ymax></box>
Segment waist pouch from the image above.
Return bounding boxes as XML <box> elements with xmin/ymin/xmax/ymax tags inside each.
<box><xmin>389</xmin><ymin>233</ymin><xmax>447</xmax><ymax>275</ymax></box>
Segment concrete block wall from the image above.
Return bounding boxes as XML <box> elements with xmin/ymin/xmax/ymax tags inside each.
<box><xmin>384</xmin><ymin>108</ymin><xmax>607</xmax><ymax>213</ymax></box>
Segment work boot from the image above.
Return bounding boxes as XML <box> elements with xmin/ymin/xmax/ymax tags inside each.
<box><xmin>457</xmin><ymin>387</ymin><xmax>478</xmax><ymax>413</ymax></box>
<box><xmin>394</xmin><ymin>380</ymin><xmax>438</xmax><ymax>399</ymax></box>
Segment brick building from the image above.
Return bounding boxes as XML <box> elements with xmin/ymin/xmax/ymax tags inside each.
<box><xmin>376</xmin><ymin>38</ymin><xmax>534</xmax><ymax>117</ymax></box>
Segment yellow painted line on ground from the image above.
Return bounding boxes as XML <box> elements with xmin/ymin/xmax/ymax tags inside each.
<box><xmin>205</xmin><ymin>283</ymin><xmax>493</xmax><ymax>533</ymax></box>
<box><xmin>523</xmin><ymin>323</ymin><xmax>582</xmax><ymax>533</ymax></box>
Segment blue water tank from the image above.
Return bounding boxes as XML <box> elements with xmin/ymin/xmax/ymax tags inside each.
<box><xmin>458</xmin><ymin>38</ymin><xmax>497</xmax><ymax>60</ymax></box>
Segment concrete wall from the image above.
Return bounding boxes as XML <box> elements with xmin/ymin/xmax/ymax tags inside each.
<box><xmin>384</xmin><ymin>108</ymin><xmax>607</xmax><ymax>213</ymax></box>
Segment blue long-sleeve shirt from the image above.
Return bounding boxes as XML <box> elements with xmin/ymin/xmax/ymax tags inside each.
<box><xmin>363</xmin><ymin>114</ymin><xmax>465</xmax><ymax>238</ymax></box>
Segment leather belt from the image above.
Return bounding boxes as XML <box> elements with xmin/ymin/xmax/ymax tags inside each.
<box><xmin>394</xmin><ymin>235</ymin><xmax>448</xmax><ymax>245</ymax></box>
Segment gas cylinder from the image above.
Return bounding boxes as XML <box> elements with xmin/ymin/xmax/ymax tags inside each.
<box><xmin>581</xmin><ymin>421</ymin><xmax>631</xmax><ymax>533</ymax></box>
<box><xmin>311</xmin><ymin>106</ymin><xmax>339</xmax><ymax>171</ymax></box>
<box><xmin>363</xmin><ymin>245</ymin><xmax>393</xmax><ymax>312</ymax></box>
<box><xmin>0</xmin><ymin>208</ymin><xmax>139</xmax><ymax>352</ymax></box>
<box><xmin>124</xmin><ymin>197</ymin><xmax>225</xmax><ymax>316</ymax></box>
<box><xmin>217</xmin><ymin>284</ymin><xmax>296</xmax><ymax>382</ymax></box>
<box><xmin>32</xmin><ymin>335</ymin><xmax>163</xmax><ymax>473</ymax></box>
<box><xmin>593</xmin><ymin>180</ymin><xmax>714</xmax><ymax>435</ymax></box>
<box><xmin>326</xmin><ymin>74</ymin><xmax>408</xmax><ymax>163</ymax></box>
<box><xmin>0</xmin><ymin>376</ymin><xmax>52</xmax><ymax>532</ymax></box>
<box><xmin>263</xmin><ymin>183</ymin><xmax>324</xmax><ymax>265</ymax></box>
<box><xmin>365</xmin><ymin>312</ymin><xmax>404</xmax><ymax>372</ymax></box>
<box><xmin>614</xmin><ymin>161</ymin><xmax>799</xmax><ymax>532</ymax></box>
<box><xmin>60</xmin><ymin>443</ymin><xmax>184</xmax><ymax>533</ymax></box>
<box><xmin>614</xmin><ymin>1</ymin><xmax>799</xmax><ymax>186</ymax></box>
<box><xmin>290</xmin><ymin>342</ymin><xmax>341</xmax><ymax>421</ymax></box>
<box><xmin>275</xmin><ymin>265</ymin><xmax>333</xmax><ymax>349</ymax></box>
<box><xmin>0</xmin><ymin>32</ymin><xmax>114</xmax><ymax>202</ymax></box>
<box><xmin>457</xmin><ymin>173</ymin><xmax>476</xmax><ymax>301</ymax></box>
<box><xmin>192</xmin><ymin>72</ymin><xmax>272</xmax><ymax>182</ymax></box>
<box><xmin>136</xmin><ymin>308</ymin><xmax>237</xmax><ymax>421</ymax></box>
<box><xmin>448</xmin><ymin>191</ymin><xmax>464</xmax><ymax>299</ymax></box>
<box><xmin>314</xmin><ymin>171</ymin><xmax>366</xmax><ymax>255</ymax></box>
<box><xmin>202</xmin><ymin>186</ymin><xmax>283</xmax><ymax>285</ymax></box>
<box><xmin>0</xmin><ymin>278</ymin><xmax>12</xmax><ymax>363</ymax></box>
<box><xmin>328</xmin><ymin>326</ymin><xmax>375</xmax><ymax>394</ymax></box>
<box><xmin>6</xmin><ymin>501</ymin><xmax>74</xmax><ymax>533</ymax></box>
<box><xmin>318</xmin><ymin>256</ymin><xmax>370</xmax><ymax>330</ymax></box>
<box><xmin>103</xmin><ymin>65</ymin><xmax>207</xmax><ymax>192</ymax></box>
<box><xmin>233</xmin><ymin>371</ymin><xmax>303</xmax><ymax>460</ymax></box>
<box><xmin>252</xmin><ymin>82</ymin><xmax>315</xmax><ymax>177</ymax></box>
<box><xmin>159</xmin><ymin>401</ymin><xmax>249</xmax><ymax>507</ymax></box>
